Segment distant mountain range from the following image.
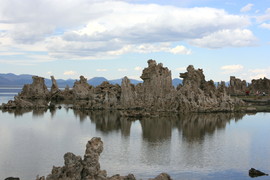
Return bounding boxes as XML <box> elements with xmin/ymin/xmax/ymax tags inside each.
<box><xmin>0</xmin><ymin>73</ymin><xmax>183</xmax><ymax>87</ymax></box>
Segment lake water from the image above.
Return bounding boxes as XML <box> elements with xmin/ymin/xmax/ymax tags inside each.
<box><xmin>0</xmin><ymin>87</ymin><xmax>270</xmax><ymax>180</ymax></box>
<box><xmin>0</xmin><ymin>86</ymin><xmax>22</xmax><ymax>104</ymax></box>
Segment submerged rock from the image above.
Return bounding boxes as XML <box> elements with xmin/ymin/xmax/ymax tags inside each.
<box><xmin>4</xmin><ymin>177</ymin><xmax>20</xmax><ymax>180</ymax></box>
<box><xmin>249</xmin><ymin>168</ymin><xmax>268</xmax><ymax>178</ymax></box>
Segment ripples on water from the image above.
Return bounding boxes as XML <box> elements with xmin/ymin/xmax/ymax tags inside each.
<box><xmin>0</xmin><ymin>88</ymin><xmax>270</xmax><ymax>180</ymax></box>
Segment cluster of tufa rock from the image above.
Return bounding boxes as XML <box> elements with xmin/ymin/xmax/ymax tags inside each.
<box><xmin>228</xmin><ymin>76</ymin><xmax>270</xmax><ymax>96</ymax></box>
<box><xmin>1</xmin><ymin>60</ymin><xmax>246</xmax><ymax>113</ymax></box>
<box><xmin>36</xmin><ymin>137</ymin><xmax>171</xmax><ymax>180</ymax></box>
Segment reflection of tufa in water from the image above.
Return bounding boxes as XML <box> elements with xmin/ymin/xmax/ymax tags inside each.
<box><xmin>0</xmin><ymin>59</ymin><xmax>249</xmax><ymax>113</ymax></box>
<box><xmin>47</xmin><ymin>109</ymin><xmax>248</xmax><ymax>143</ymax></box>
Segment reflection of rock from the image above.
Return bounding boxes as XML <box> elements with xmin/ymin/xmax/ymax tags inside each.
<box><xmin>1</xmin><ymin>108</ymin><xmax>32</xmax><ymax>116</ymax></box>
<box><xmin>178</xmin><ymin>113</ymin><xmax>245</xmax><ymax>142</ymax></box>
<box><xmin>88</xmin><ymin>111</ymin><xmax>132</xmax><ymax>136</ymax></box>
<box><xmin>141</xmin><ymin>116</ymin><xmax>174</xmax><ymax>142</ymax></box>
<box><xmin>249</xmin><ymin>168</ymin><xmax>268</xmax><ymax>178</ymax></box>
<box><xmin>37</xmin><ymin>137</ymin><xmax>169</xmax><ymax>180</ymax></box>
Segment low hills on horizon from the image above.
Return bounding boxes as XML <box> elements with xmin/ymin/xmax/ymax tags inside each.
<box><xmin>0</xmin><ymin>73</ymin><xmax>184</xmax><ymax>87</ymax></box>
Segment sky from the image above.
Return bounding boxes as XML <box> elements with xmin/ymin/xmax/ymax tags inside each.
<box><xmin>0</xmin><ymin>0</ymin><xmax>270</xmax><ymax>82</ymax></box>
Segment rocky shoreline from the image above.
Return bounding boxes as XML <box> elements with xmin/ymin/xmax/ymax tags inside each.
<box><xmin>1</xmin><ymin>59</ymin><xmax>270</xmax><ymax>114</ymax></box>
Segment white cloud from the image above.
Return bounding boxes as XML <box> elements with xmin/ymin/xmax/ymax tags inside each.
<box><xmin>248</xmin><ymin>67</ymin><xmax>270</xmax><ymax>80</ymax></box>
<box><xmin>257</xmin><ymin>8</ymin><xmax>270</xmax><ymax>22</ymax></box>
<box><xmin>63</xmin><ymin>70</ymin><xmax>76</xmax><ymax>75</ymax></box>
<box><xmin>175</xmin><ymin>67</ymin><xmax>186</xmax><ymax>71</ymax></box>
<box><xmin>0</xmin><ymin>52</ymin><xmax>25</xmax><ymax>56</ymax></box>
<box><xmin>96</xmin><ymin>69</ymin><xmax>107</xmax><ymax>72</ymax></box>
<box><xmin>221</xmin><ymin>64</ymin><xmax>244</xmax><ymax>74</ymax></box>
<box><xmin>189</xmin><ymin>29</ymin><xmax>257</xmax><ymax>48</ymax></box>
<box><xmin>120</xmin><ymin>43</ymin><xmax>192</xmax><ymax>55</ymax></box>
<box><xmin>169</xmin><ymin>45</ymin><xmax>192</xmax><ymax>55</ymax></box>
<box><xmin>127</xmin><ymin>75</ymin><xmax>141</xmax><ymax>81</ymax></box>
<box><xmin>47</xmin><ymin>71</ymin><xmax>52</xmax><ymax>75</ymax></box>
<box><xmin>0</xmin><ymin>0</ymin><xmax>256</xmax><ymax>61</ymax></box>
<box><xmin>117</xmin><ymin>68</ymin><xmax>128</xmax><ymax>72</ymax></box>
<box><xmin>134</xmin><ymin>66</ymin><xmax>143</xmax><ymax>71</ymax></box>
<box><xmin>260</xmin><ymin>23</ymin><xmax>270</xmax><ymax>30</ymax></box>
<box><xmin>0</xmin><ymin>53</ymin><xmax>54</xmax><ymax>65</ymax></box>
<box><xmin>0</xmin><ymin>59</ymin><xmax>36</xmax><ymax>66</ymax></box>
<box><xmin>240</xmin><ymin>3</ymin><xmax>253</xmax><ymax>13</ymax></box>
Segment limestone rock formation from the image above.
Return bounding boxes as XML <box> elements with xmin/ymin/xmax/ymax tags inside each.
<box><xmin>120</xmin><ymin>76</ymin><xmax>136</xmax><ymax>108</ymax></box>
<box><xmin>38</xmin><ymin>137</ymin><xmax>170</xmax><ymax>180</ymax></box>
<box><xmin>44</xmin><ymin>137</ymin><xmax>106</xmax><ymax>180</ymax></box>
<box><xmin>92</xmin><ymin>81</ymin><xmax>121</xmax><ymax>109</ymax></box>
<box><xmin>50</xmin><ymin>76</ymin><xmax>60</xmax><ymax>96</ymax></box>
<box><xmin>139</xmin><ymin>60</ymin><xmax>173</xmax><ymax>110</ymax></box>
<box><xmin>180</xmin><ymin>65</ymin><xmax>206</xmax><ymax>90</ymax></box>
<box><xmin>73</xmin><ymin>81</ymin><xmax>121</xmax><ymax>110</ymax></box>
<box><xmin>140</xmin><ymin>60</ymin><xmax>173</xmax><ymax>100</ymax></box>
<box><xmin>176</xmin><ymin>65</ymin><xmax>244</xmax><ymax>113</ymax></box>
<box><xmin>19</xmin><ymin>76</ymin><xmax>50</xmax><ymax>99</ymax></box>
<box><xmin>249</xmin><ymin>77</ymin><xmax>270</xmax><ymax>95</ymax></box>
<box><xmin>73</xmin><ymin>76</ymin><xmax>93</xmax><ymax>100</ymax></box>
<box><xmin>228</xmin><ymin>76</ymin><xmax>247</xmax><ymax>95</ymax></box>
<box><xmin>0</xmin><ymin>59</ymin><xmax>247</xmax><ymax>113</ymax></box>
<box><xmin>0</xmin><ymin>97</ymin><xmax>34</xmax><ymax>109</ymax></box>
<box><xmin>149</xmin><ymin>173</ymin><xmax>172</xmax><ymax>180</ymax></box>
<box><xmin>1</xmin><ymin>76</ymin><xmax>49</xmax><ymax>109</ymax></box>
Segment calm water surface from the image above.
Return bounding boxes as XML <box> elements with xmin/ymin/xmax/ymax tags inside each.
<box><xmin>0</xmin><ymin>88</ymin><xmax>270</xmax><ymax>180</ymax></box>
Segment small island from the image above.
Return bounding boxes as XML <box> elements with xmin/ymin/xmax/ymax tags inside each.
<box><xmin>1</xmin><ymin>60</ymin><xmax>270</xmax><ymax>115</ymax></box>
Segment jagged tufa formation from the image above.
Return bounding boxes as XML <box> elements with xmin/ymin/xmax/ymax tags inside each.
<box><xmin>36</xmin><ymin>137</ymin><xmax>171</xmax><ymax>180</ymax></box>
<box><xmin>1</xmin><ymin>59</ymin><xmax>245</xmax><ymax>113</ymax></box>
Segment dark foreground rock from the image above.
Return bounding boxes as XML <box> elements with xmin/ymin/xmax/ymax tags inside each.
<box><xmin>36</xmin><ymin>137</ymin><xmax>171</xmax><ymax>180</ymax></box>
<box><xmin>249</xmin><ymin>168</ymin><xmax>268</xmax><ymax>178</ymax></box>
<box><xmin>5</xmin><ymin>177</ymin><xmax>20</xmax><ymax>180</ymax></box>
<box><xmin>149</xmin><ymin>173</ymin><xmax>172</xmax><ymax>180</ymax></box>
